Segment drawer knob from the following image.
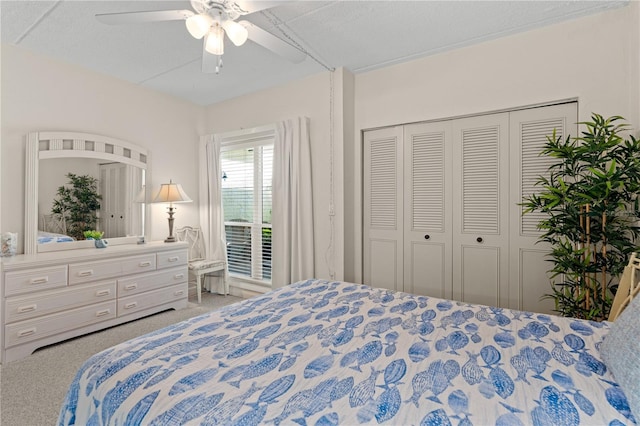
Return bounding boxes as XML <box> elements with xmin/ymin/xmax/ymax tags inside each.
<box><xmin>139</xmin><ymin>261</ymin><xmax>152</xmax><ymax>267</ymax></box>
<box><xmin>96</xmin><ymin>309</ymin><xmax>111</xmax><ymax>317</ymax></box>
<box><xmin>96</xmin><ymin>289</ymin><xmax>111</xmax><ymax>297</ymax></box>
<box><xmin>174</xmin><ymin>274</ymin><xmax>185</xmax><ymax>279</ymax></box>
<box><xmin>476</xmin><ymin>237</ymin><xmax>483</xmax><ymax>243</ymax></box>
<box><xmin>125</xmin><ymin>302</ymin><xmax>138</xmax><ymax>309</ymax></box>
<box><xmin>18</xmin><ymin>328</ymin><xmax>36</xmax><ymax>338</ymax></box>
<box><xmin>30</xmin><ymin>277</ymin><xmax>49</xmax><ymax>285</ymax></box>
<box><xmin>124</xmin><ymin>284</ymin><xmax>138</xmax><ymax>291</ymax></box>
<box><xmin>168</xmin><ymin>256</ymin><xmax>179</xmax><ymax>262</ymax></box>
<box><xmin>424</xmin><ymin>234</ymin><xmax>430</xmax><ymax>240</ymax></box>
<box><xmin>174</xmin><ymin>290</ymin><xmax>185</xmax><ymax>296</ymax></box>
<box><xmin>78</xmin><ymin>270</ymin><xmax>94</xmax><ymax>277</ymax></box>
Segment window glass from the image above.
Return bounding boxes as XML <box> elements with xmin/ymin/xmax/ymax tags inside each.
<box><xmin>221</xmin><ymin>144</ymin><xmax>272</xmax><ymax>282</ymax></box>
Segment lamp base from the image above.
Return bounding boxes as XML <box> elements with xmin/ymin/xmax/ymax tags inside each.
<box><xmin>165</xmin><ymin>206</ymin><xmax>177</xmax><ymax>243</ymax></box>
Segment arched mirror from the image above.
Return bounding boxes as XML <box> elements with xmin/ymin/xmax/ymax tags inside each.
<box><xmin>25</xmin><ymin>131</ymin><xmax>148</xmax><ymax>254</ymax></box>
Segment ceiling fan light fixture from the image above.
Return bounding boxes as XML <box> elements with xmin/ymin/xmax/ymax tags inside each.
<box><xmin>186</xmin><ymin>13</ymin><xmax>213</xmax><ymax>39</ymax></box>
<box><xmin>222</xmin><ymin>20</ymin><xmax>249</xmax><ymax>46</ymax></box>
<box><xmin>204</xmin><ymin>24</ymin><xmax>225</xmax><ymax>55</ymax></box>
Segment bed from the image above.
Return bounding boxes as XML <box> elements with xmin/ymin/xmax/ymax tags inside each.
<box><xmin>38</xmin><ymin>214</ymin><xmax>74</xmax><ymax>244</ymax></box>
<box><xmin>58</xmin><ymin>279</ymin><xmax>638</xmax><ymax>426</ymax></box>
<box><xmin>37</xmin><ymin>231</ymin><xmax>75</xmax><ymax>244</ymax></box>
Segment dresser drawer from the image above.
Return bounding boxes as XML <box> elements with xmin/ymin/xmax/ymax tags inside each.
<box><xmin>69</xmin><ymin>258</ymin><xmax>121</xmax><ymax>285</ymax></box>
<box><xmin>5</xmin><ymin>280</ymin><xmax>116</xmax><ymax>324</ymax></box>
<box><xmin>157</xmin><ymin>249</ymin><xmax>188</xmax><ymax>269</ymax></box>
<box><xmin>69</xmin><ymin>254</ymin><xmax>156</xmax><ymax>285</ymax></box>
<box><xmin>118</xmin><ymin>266</ymin><xmax>187</xmax><ymax>297</ymax></box>
<box><xmin>5</xmin><ymin>301</ymin><xmax>116</xmax><ymax>348</ymax></box>
<box><xmin>118</xmin><ymin>283</ymin><xmax>187</xmax><ymax>317</ymax></box>
<box><xmin>121</xmin><ymin>254</ymin><xmax>156</xmax><ymax>275</ymax></box>
<box><xmin>4</xmin><ymin>265</ymin><xmax>68</xmax><ymax>297</ymax></box>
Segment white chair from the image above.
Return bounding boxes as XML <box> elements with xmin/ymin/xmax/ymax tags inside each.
<box><xmin>175</xmin><ymin>226</ymin><xmax>226</xmax><ymax>303</ymax></box>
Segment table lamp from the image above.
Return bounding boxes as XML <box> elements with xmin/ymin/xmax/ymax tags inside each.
<box><xmin>152</xmin><ymin>180</ymin><xmax>192</xmax><ymax>242</ymax></box>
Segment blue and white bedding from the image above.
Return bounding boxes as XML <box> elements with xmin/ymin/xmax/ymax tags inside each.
<box><xmin>37</xmin><ymin>231</ymin><xmax>74</xmax><ymax>244</ymax></box>
<box><xmin>58</xmin><ymin>279</ymin><xmax>636</xmax><ymax>425</ymax></box>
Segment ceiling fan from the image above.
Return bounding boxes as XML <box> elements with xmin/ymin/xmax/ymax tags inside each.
<box><xmin>95</xmin><ymin>0</ymin><xmax>306</xmax><ymax>73</ymax></box>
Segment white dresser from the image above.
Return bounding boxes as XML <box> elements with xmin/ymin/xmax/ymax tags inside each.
<box><xmin>0</xmin><ymin>241</ymin><xmax>188</xmax><ymax>363</ymax></box>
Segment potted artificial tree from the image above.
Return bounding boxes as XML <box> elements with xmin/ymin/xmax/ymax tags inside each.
<box><xmin>522</xmin><ymin>114</ymin><xmax>640</xmax><ymax>321</ymax></box>
<box><xmin>51</xmin><ymin>173</ymin><xmax>102</xmax><ymax>241</ymax></box>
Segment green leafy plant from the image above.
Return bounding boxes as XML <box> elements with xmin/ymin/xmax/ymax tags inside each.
<box><xmin>51</xmin><ymin>173</ymin><xmax>102</xmax><ymax>240</ymax></box>
<box><xmin>522</xmin><ymin>113</ymin><xmax>640</xmax><ymax>321</ymax></box>
<box><xmin>83</xmin><ymin>230</ymin><xmax>104</xmax><ymax>240</ymax></box>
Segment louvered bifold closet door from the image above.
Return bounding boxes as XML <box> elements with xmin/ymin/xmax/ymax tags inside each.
<box><xmin>509</xmin><ymin>102</ymin><xmax>577</xmax><ymax>314</ymax></box>
<box><xmin>364</xmin><ymin>126</ymin><xmax>404</xmax><ymax>291</ymax></box>
<box><xmin>452</xmin><ymin>113</ymin><xmax>510</xmax><ymax>308</ymax></box>
<box><xmin>403</xmin><ymin>122</ymin><xmax>453</xmax><ymax>299</ymax></box>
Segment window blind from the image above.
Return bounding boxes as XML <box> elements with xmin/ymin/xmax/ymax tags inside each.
<box><xmin>221</xmin><ymin>137</ymin><xmax>273</xmax><ymax>283</ymax></box>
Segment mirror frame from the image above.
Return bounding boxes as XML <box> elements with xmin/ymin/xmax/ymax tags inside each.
<box><xmin>25</xmin><ymin>131</ymin><xmax>149</xmax><ymax>254</ymax></box>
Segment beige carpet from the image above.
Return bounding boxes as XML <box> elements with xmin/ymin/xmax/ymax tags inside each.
<box><xmin>0</xmin><ymin>292</ymin><xmax>241</xmax><ymax>426</ymax></box>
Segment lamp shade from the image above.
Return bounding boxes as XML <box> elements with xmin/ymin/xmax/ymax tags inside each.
<box><xmin>186</xmin><ymin>13</ymin><xmax>213</xmax><ymax>39</ymax></box>
<box><xmin>152</xmin><ymin>180</ymin><xmax>192</xmax><ymax>204</ymax></box>
<box><xmin>204</xmin><ymin>24</ymin><xmax>225</xmax><ymax>55</ymax></box>
<box><xmin>134</xmin><ymin>185</ymin><xmax>147</xmax><ymax>203</ymax></box>
<box><xmin>222</xmin><ymin>20</ymin><xmax>248</xmax><ymax>46</ymax></box>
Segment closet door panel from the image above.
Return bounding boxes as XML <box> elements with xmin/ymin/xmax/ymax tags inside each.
<box><xmin>403</xmin><ymin>122</ymin><xmax>452</xmax><ymax>299</ymax></box>
<box><xmin>452</xmin><ymin>113</ymin><xmax>510</xmax><ymax>307</ymax></box>
<box><xmin>509</xmin><ymin>102</ymin><xmax>578</xmax><ymax>313</ymax></box>
<box><xmin>368</xmin><ymin>240</ymin><xmax>401</xmax><ymax>291</ymax></box>
<box><xmin>461</xmin><ymin>246</ymin><xmax>500</xmax><ymax>307</ymax></box>
<box><xmin>407</xmin><ymin>242</ymin><xmax>447</xmax><ymax>297</ymax></box>
<box><xmin>364</xmin><ymin>126</ymin><xmax>404</xmax><ymax>291</ymax></box>
<box><xmin>519</xmin><ymin>249</ymin><xmax>553</xmax><ymax>313</ymax></box>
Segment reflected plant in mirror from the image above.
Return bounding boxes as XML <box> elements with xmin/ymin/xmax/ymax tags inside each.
<box><xmin>51</xmin><ymin>173</ymin><xmax>102</xmax><ymax>240</ymax></box>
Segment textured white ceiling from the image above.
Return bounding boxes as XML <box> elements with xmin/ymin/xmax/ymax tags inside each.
<box><xmin>1</xmin><ymin>0</ymin><xmax>628</xmax><ymax>106</ymax></box>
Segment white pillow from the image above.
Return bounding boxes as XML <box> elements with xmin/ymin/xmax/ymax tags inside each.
<box><xmin>600</xmin><ymin>294</ymin><xmax>640</xmax><ymax>422</ymax></box>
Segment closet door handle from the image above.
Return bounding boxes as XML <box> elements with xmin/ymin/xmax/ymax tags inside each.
<box><xmin>476</xmin><ymin>237</ymin><xmax>483</xmax><ymax>243</ymax></box>
<box><xmin>424</xmin><ymin>234</ymin><xmax>430</xmax><ymax>240</ymax></box>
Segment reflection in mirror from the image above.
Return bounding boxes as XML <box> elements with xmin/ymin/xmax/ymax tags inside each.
<box><xmin>39</xmin><ymin>159</ymin><xmax>145</xmax><ymax>241</ymax></box>
<box><xmin>25</xmin><ymin>131</ymin><xmax>149</xmax><ymax>254</ymax></box>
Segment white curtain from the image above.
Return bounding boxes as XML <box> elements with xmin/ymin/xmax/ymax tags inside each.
<box><xmin>199</xmin><ymin>135</ymin><xmax>228</xmax><ymax>294</ymax></box>
<box><xmin>272</xmin><ymin>117</ymin><xmax>315</xmax><ymax>288</ymax></box>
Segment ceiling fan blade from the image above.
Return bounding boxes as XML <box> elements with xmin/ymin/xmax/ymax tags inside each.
<box><xmin>233</xmin><ymin>1</ymin><xmax>285</xmax><ymax>14</ymax></box>
<box><xmin>241</xmin><ymin>21</ymin><xmax>305</xmax><ymax>63</ymax></box>
<box><xmin>202</xmin><ymin>41</ymin><xmax>218</xmax><ymax>74</ymax></box>
<box><xmin>96</xmin><ymin>10</ymin><xmax>194</xmax><ymax>25</ymax></box>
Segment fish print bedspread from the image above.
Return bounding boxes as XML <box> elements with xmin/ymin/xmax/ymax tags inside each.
<box><xmin>58</xmin><ymin>279</ymin><xmax>636</xmax><ymax>425</ymax></box>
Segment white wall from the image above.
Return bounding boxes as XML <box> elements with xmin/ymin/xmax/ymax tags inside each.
<box><xmin>349</xmin><ymin>3</ymin><xmax>640</xmax><ymax>282</ymax></box>
<box><xmin>204</xmin><ymin>69</ymin><xmax>352</xmax><ymax>283</ymax></box>
<box><xmin>1</xmin><ymin>44</ymin><xmax>204</xmax><ymax>252</ymax></box>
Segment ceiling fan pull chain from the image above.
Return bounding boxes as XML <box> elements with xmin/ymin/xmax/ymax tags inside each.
<box><xmin>216</xmin><ymin>56</ymin><xmax>223</xmax><ymax>74</ymax></box>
